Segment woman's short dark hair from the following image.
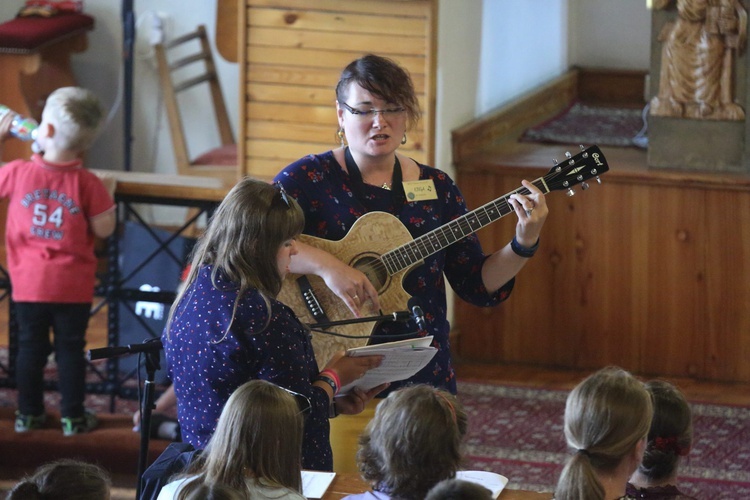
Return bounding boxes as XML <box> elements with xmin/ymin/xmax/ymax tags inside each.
<box><xmin>335</xmin><ymin>54</ymin><xmax>421</xmax><ymax>129</ymax></box>
<box><xmin>356</xmin><ymin>384</ymin><xmax>467</xmax><ymax>500</ymax></box>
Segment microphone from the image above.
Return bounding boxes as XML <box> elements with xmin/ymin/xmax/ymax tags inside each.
<box><xmin>408</xmin><ymin>297</ymin><xmax>427</xmax><ymax>331</ymax></box>
<box><xmin>87</xmin><ymin>339</ymin><xmax>163</xmax><ymax>361</ymax></box>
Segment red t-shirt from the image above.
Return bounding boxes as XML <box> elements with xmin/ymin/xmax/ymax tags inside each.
<box><xmin>0</xmin><ymin>154</ymin><xmax>115</xmax><ymax>302</ymax></box>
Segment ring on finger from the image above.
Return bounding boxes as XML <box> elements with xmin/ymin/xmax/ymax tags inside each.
<box><xmin>525</xmin><ymin>208</ymin><xmax>534</xmax><ymax>217</ymax></box>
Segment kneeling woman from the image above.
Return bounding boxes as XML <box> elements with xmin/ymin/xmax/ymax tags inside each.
<box><xmin>163</xmin><ymin>178</ymin><xmax>385</xmax><ymax>471</ymax></box>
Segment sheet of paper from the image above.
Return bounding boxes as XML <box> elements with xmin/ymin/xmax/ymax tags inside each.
<box><xmin>339</xmin><ymin>337</ymin><xmax>437</xmax><ymax>394</ymax></box>
<box><xmin>347</xmin><ymin>336</ymin><xmax>434</xmax><ymax>353</ymax></box>
<box><xmin>455</xmin><ymin>470</ymin><xmax>509</xmax><ymax>499</ymax></box>
<box><xmin>302</xmin><ymin>470</ymin><xmax>336</xmax><ymax>499</ymax></box>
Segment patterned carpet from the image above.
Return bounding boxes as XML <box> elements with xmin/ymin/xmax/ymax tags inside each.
<box><xmin>457</xmin><ymin>381</ymin><xmax>750</xmax><ymax>499</ymax></box>
<box><xmin>520</xmin><ymin>101</ymin><xmax>645</xmax><ymax>148</ymax></box>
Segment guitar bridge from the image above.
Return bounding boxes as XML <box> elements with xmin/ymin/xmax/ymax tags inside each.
<box><xmin>296</xmin><ymin>275</ymin><xmax>330</xmax><ymax>324</ymax></box>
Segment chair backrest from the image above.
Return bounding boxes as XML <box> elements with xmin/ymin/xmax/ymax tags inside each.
<box><xmin>154</xmin><ymin>24</ymin><xmax>236</xmax><ymax>176</ymax></box>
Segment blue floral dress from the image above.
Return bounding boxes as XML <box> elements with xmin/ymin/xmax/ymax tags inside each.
<box><xmin>162</xmin><ymin>265</ymin><xmax>333</xmax><ymax>470</ymax></box>
<box><xmin>275</xmin><ymin>151</ymin><xmax>514</xmax><ymax>394</ymax></box>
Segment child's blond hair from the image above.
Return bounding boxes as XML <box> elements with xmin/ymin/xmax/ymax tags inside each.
<box><xmin>42</xmin><ymin>87</ymin><xmax>103</xmax><ymax>152</ymax></box>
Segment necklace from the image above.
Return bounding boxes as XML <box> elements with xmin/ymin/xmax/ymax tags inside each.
<box><xmin>343</xmin><ymin>146</ymin><xmax>405</xmax><ymax>208</ymax></box>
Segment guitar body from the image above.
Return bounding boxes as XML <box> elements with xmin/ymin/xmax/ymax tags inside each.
<box><xmin>277</xmin><ymin>212</ymin><xmax>416</xmax><ymax>366</ymax></box>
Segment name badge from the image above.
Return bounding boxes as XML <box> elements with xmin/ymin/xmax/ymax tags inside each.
<box><xmin>403</xmin><ymin>180</ymin><xmax>438</xmax><ymax>201</ymax></box>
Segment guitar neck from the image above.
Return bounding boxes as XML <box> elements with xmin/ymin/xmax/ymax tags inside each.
<box><xmin>380</xmin><ymin>178</ymin><xmax>550</xmax><ymax>275</ymax></box>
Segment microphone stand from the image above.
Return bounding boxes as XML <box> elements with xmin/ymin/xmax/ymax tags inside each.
<box><xmin>88</xmin><ymin>340</ymin><xmax>163</xmax><ymax>500</ymax></box>
<box><xmin>309</xmin><ymin>311</ymin><xmax>411</xmax><ymax>330</ymax></box>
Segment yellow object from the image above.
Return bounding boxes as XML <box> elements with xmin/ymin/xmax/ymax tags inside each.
<box><xmin>330</xmin><ymin>399</ymin><xmax>380</xmax><ymax>474</ymax></box>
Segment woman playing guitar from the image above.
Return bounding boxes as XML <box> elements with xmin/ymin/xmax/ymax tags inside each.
<box><xmin>274</xmin><ymin>54</ymin><xmax>549</xmax><ymax>397</ymax></box>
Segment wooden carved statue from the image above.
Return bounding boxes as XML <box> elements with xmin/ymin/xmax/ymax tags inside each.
<box><xmin>651</xmin><ymin>0</ymin><xmax>747</xmax><ymax>120</ymax></box>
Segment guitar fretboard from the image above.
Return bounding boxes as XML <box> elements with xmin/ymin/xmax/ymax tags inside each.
<box><xmin>380</xmin><ymin>178</ymin><xmax>549</xmax><ymax>275</ymax></box>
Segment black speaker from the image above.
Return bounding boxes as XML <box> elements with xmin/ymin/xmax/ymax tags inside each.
<box><xmin>116</xmin><ymin>221</ymin><xmax>194</xmax><ymax>384</ymax></box>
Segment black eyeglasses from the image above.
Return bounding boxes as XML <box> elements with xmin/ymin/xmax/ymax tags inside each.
<box><xmin>341</xmin><ymin>102</ymin><xmax>405</xmax><ymax>120</ymax></box>
<box><xmin>273</xmin><ymin>181</ymin><xmax>291</xmax><ymax>208</ymax></box>
<box><xmin>277</xmin><ymin>385</ymin><xmax>312</xmax><ymax>417</ymax></box>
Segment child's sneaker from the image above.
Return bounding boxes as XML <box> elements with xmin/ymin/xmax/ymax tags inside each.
<box><xmin>14</xmin><ymin>412</ymin><xmax>46</xmax><ymax>433</ymax></box>
<box><xmin>61</xmin><ymin>410</ymin><xmax>98</xmax><ymax>436</ymax></box>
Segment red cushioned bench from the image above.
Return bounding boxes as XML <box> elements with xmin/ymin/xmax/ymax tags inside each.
<box><xmin>0</xmin><ymin>13</ymin><xmax>94</xmax><ymax>161</ymax></box>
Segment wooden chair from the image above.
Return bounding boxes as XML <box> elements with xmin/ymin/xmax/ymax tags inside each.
<box><xmin>154</xmin><ymin>25</ymin><xmax>238</xmax><ymax>186</ymax></box>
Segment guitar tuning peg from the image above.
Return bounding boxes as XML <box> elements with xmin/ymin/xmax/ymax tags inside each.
<box><xmin>565</xmin><ymin>151</ymin><xmax>572</xmax><ymax>158</ymax></box>
<box><xmin>552</xmin><ymin>158</ymin><xmax>558</xmax><ymax>165</ymax></box>
<box><xmin>579</xmin><ymin>144</ymin><xmax>585</xmax><ymax>150</ymax></box>
<box><xmin>581</xmin><ymin>182</ymin><xmax>589</xmax><ymax>190</ymax></box>
<box><xmin>596</xmin><ymin>176</ymin><xmax>602</xmax><ymax>184</ymax></box>
<box><xmin>566</xmin><ymin>188</ymin><xmax>575</xmax><ymax>197</ymax></box>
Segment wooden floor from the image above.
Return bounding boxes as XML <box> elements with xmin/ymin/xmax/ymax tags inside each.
<box><xmin>453</xmin><ymin>360</ymin><xmax>750</xmax><ymax>406</ymax></box>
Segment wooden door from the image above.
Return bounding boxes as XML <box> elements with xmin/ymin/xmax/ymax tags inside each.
<box><xmin>237</xmin><ymin>0</ymin><xmax>437</xmax><ymax>179</ymax></box>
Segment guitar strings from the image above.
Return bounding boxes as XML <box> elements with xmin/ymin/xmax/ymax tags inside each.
<box><xmin>319</xmin><ymin>185</ymin><xmax>530</xmax><ymax>300</ymax></box>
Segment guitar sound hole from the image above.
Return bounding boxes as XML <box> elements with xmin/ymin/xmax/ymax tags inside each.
<box><xmin>354</xmin><ymin>256</ymin><xmax>389</xmax><ymax>292</ymax></box>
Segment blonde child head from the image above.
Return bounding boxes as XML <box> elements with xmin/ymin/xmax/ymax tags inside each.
<box><xmin>41</xmin><ymin>87</ymin><xmax>104</xmax><ymax>152</ymax></box>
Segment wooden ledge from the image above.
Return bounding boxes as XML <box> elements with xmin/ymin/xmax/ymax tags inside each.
<box><xmin>456</xmin><ymin>141</ymin><xmax>750</xmax><ymax>191</ymax></box>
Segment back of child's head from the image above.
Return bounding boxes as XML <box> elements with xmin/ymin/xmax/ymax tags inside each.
<box><xmin>7</xmin><ymin>458</ymin><xmax>111</xmax><ymax>500</ymax></box>
<box><xmin>356</xmin><ymin>384</ymin><xmax>468</xmax><ymax>500</ymax></box>
<box><xmin>178</xmin><ymin>379</ymin><xmax>303</xmax><ymax>499</ymax></box>
<box><xmin>425</xmin><ymin>478</ymin><xmax>493</xmax><ymax>500</ymax></box>
<box><xmin>555</xmin><ymin>366</ymin><xmax>653</xmax><ymax>500</ymax></box>
<box><xmin>637</xmin><ymin>379</ymin><xmax>693</xmax><ymax>481</ymax></box>
<box><xmin>42</xmin><ymin>87</ymin><xmax>103</xmax><ymax>152</ymax></box>
<box><xmin>184</xmin><ymin>178</ymin><xmax>304</xmax><ymax>297</ymax></box>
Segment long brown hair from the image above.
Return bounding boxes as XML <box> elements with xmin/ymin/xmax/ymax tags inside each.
<box><xmin>167</xmin><ymin>177</ymin><xmax>304</xmax><ymax>339</ymax></box>
<box><xmin>176</xmin><ymin>379</ymin><xmax>304</xmax><ymax>498</ymax></box>
<box><xmin>554</xmin><ymin>366</ymin><xmax>653</xmax><ymax>500</ymax></box>
<box><xmin>356</xmin><ymin>384</ymin><xmax>468</xmax><ymax>500</ymax></box>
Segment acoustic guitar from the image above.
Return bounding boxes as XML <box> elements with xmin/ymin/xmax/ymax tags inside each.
<box><xmin>277</xmin><ymin>145</ymin><xmax>610</xmax><ymax>366</ymax></box>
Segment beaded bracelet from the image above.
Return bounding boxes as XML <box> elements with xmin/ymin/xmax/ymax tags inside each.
<box><xmin>319</xmin><ymin>369</ymin><xmax>341</xmax><ymax>390</ymax></box>
<box><xmin>511</xmin><ymin>236</ymin><xmax>539</xmax><ymax>258</ymax></box>
<box><xmin>316</xmin><ymin>369</ymin><xmax>340</xmax><ymax>396</ymax></box>
<box><xmin>315</xmin><ymin>375</ymin><xmax>337</xmax><ymax>396</ymax></box>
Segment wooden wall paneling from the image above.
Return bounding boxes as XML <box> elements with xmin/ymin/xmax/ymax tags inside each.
<box><xmin>454</xmin><ymin>164</ymin><xmax>720</xmax><ymax>380</ymax></box>
<box><xmin>704</xmin><ymin>189</ymin><xmax>750</xmax><ymax>382</ymax></box>
<box><xmin>637</xmin><ymin>184</ymin><xmax>707</xmax><ymax>379</ymax></box>
<box><xmin>452</xmin><ymin>172</ymin><xmax>508</xmax><ymax>362</ymax></box>
<box><xmin>249</xmin><ymin>0</ymin><xmax>430</xmax><ymax>16</ymax></box>
<box><xmin>454</xmin><ymin>166</ymin><xmax>584</xmax><ymax>366</ymax></box>
<box><xmin>575</xmin><ymin>67</ymin><xmax>647</xmax><ymax>107</ymax></box>
<box><xmin>548</xmin><ymin>179</ymin><xmax>642</xmax><ymax>371</ymax></box>
<box><xmin>454</xmin><ymin>145</ymin><xmax>750</xmax><ymax>382</ymax></box>
<box><xmin>239</xmin><ymin>0</ymin><xmax>437</xmax><ymax>180</ymax></box>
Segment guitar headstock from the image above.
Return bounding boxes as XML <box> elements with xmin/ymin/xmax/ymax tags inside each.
<box><xmin>542</xmin><ymin>145</ymin><xmax>609</xmax><ymax>196</ymax></box>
